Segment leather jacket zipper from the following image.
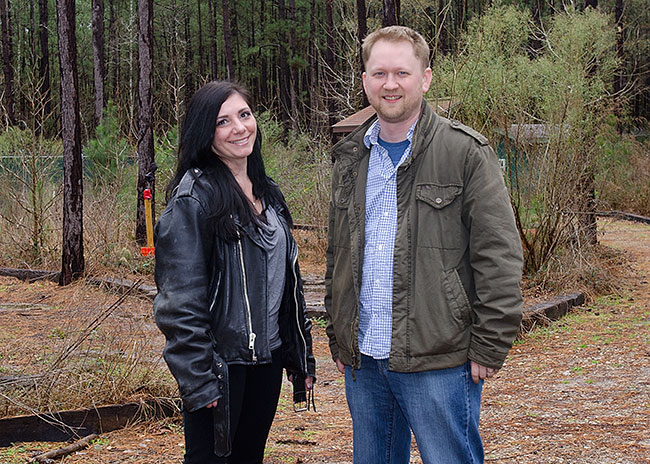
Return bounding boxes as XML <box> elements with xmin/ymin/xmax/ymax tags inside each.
<box><xmin>237</xmin><ymin>235</ymin><xmax>257</xmax><ymax>363</ymax></box>
<box><xmin>291</xmin><ymin>248</ymin><xmax>308</xmax><ymax>373</ymax></box>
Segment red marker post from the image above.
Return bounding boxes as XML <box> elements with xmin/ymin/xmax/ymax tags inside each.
<box><xmin>140</xmin><ymin>189</ymin><xmax>155</xmax><ymax>256</ymax></box>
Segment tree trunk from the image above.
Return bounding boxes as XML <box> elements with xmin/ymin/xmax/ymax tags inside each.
<box><xmin>356</xmin><ymin>0</ymin><xmax>367</xmax><ymax>67</ymax></box>
<box><xmin>184</xmin><ymin>6</ymin><xmax>194</xmax><ymax>108</ymax></box>
<box><xmin>38</xmin><ymin>0</ymin><xmax>51</xmax><ymax>122</ymax></box>
<box><xmin>277</xmin><ymin>0</ymin><xmax>290</xmax><ymax>123</ymax></box>
<box><xmin>135</xmin><ymin>0</ymin><xmax>155</xmax><ymax>245</ymax></box>
<box><xmin>230</xmin><ymin>0</ymin><xmax>240</xmax><ymax>81</ymax></box>
<box><xmin>288</xmin><ymin>0</ymin><xmax>298</xmax><ymax>129</ymax></box>
<box><xmin>356</xmin><ymin>0</ymin><xmax>368</xmax><ymax>107</ymax></box>
<box><xmin>325</xmin><ymin>0</ymin><xmax>336</xmax><ymax>130</ymax></box>
<box><xmin>92</xmin><ymin>0</ymin><xmax>105</xmax><ymax>128</ymax></box>
<box><xmin>29</xmin><ymin>0</ymin><xmax>36</xmax><ymax>70</ymax></box>
<box><xmin>382</xmin><ymin>0</ymin><xmax>400</xmax><ymax>27</ymax></box>
<box><xmin>197</xmin><ymin>0</ymin><xmax>204</xmax><ymax>78</ymax></box>
<box><xmin>56</xmin><ymin>0</ymin><xmax>84</xmax><ymax>285</ymax></box>
<box><xmin>584</xmin><ymin>0</ymin><xmax>597</xmax><ymax>8</ymax></box>
<box><xmin>0</xmin><ymin>0</ymin><xmax>16</xmax><ymax>125</ymax></box>
<box><xmin>221</xmin><ymin>0</ymin><xmax>233</xmax><ymax>80</ymax></box>
<box><xmin>108</xmin><ymin>0</ymin><xmax>117</xmax><ymax>97</ymax></box>
<box><xmin>259</xmin><ymin>0</ymin><xmax>267</xmax><ymax>102</ymax></box>
<box><xmin>308</xmin><ymin>0</ymin><xmax>319</xmax><ymax>133</ymax></box>
<box><xmin>209</xmin><ymin>0</ymin><xmax>217</xmax><ymax>79</ymax></box>
<box><xmin>614</xmin><ymin>0</ymin><xmax>623</xmax><ymax>134</ymax></box>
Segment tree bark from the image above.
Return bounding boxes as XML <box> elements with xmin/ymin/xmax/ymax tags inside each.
<box><xmin>325</xmin><ymin>0</ymin><xmax>336</xmax><ymax>129</ymax></box>
<box><xmin>56</xmin><ymin>0</ymin><xmax>84</xmax><ymax>285</ymax></box>
<box><xmin>356</xmin><ymin>0</ymin><xmax>367</xmax><ymax>67</ymax></box>
<box><xmin>308</xmin><ymin>0</ymin><xmax>319</xmax><ymax>132</ymax></box>
<box><xmin>208</xmin><ymin>0</ymin><xmax>217</xmax><ymax>79</ymax></box>
<box><xmin>288</xmin><ymin>0</ymin><xmax>298</xmax><ymax>129</ymax></box>
<box><xmin>29</xmin><ymin>0</ymin><xmax>36</xmax><ymax>71</ymax></box>
<box><xmin>108</xmin><ymin>0</ymin><xmax>117</xmax><ymax>97</ymax></box>
<box><xmin>277</xmin><ymin>0</ymin><xmax>290</xmax><ymax>123</ymax></box>
<box><xmin>38</xmin><ymin>0</ymin><xmax>51</xmax><ymax>121</ymax></box>
<box><xmin>356</xmin><ymin>0</ymin><xmax>368</xmax><ymax>107</ymax></box>
<box><xmin>196</xmin><ymin>0</ymin><xmax>204</xmax><ymax>78</ymax></box>
<box><xmin>0</xmin><ymin>0</ymin><xmax>16</xmax><ymax>125</ymax></box>
<box><xmin>382</xmin><ymin>0</ymin><xmax>400</xmax><ymax>27</ymax></box>
<box><xmin>135</xmin><ymin>0</ymin><xmax>155</xmax><ymax>245</ymax></box>
<box><xmin>184</xmin><ymin>6</ymin><xmax>194</xmax><ymax>108</ymax></box>
<box><xmin>230</xmin><ymin>0</ymin><xmax>240</xmax><ymax>81</ymax></box>
<box><xmin>92</xmin><ymin>0</ymin><xmax>106</xmax><ymax>128</ymax></box>
<box><xmin>614</xmin><ymin>0</ymin><xmax>623</xmax><ymax>133</ymax></box>
<box><xmin>221</xmin><ymin>0</ymin><xmax>233</xmax><ymax>80</ymax></box>
<box><xmin>259</xmin><ymin>0</ymin><xmax>267</xmax><ymax>102</ymax></box>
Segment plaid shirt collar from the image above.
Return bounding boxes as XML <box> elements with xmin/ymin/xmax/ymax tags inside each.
<box><xmin>363</xmin><ymin>119</ymin><xmax>418</xmax><ymax>160</ymax></box>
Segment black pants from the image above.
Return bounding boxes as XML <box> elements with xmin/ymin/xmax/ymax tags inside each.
<box><xmin>182</xmin><ymin>351</ymin><xmax>284</xmax><ymax>464</ymax></box>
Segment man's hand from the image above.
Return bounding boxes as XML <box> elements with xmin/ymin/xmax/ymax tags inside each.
<box><xmin>335</xmin><ymin>358</ymin><xmax>346</xmax><ymax>375</ymax></box>
<box><xmin>470</xmin><ymin>361</ymin><xmax>497</xmax><ymax>384</ymax></box>
<box><xmin>206</xmin><ymin>399</ymin><xmax>219</xmax><ymax>408</ymax></box>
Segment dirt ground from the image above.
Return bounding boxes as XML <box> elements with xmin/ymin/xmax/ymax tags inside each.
<box><xmin>0</xmin><ymin>218</ymin><xmax>648</xmax><ymax>463</ymax></box>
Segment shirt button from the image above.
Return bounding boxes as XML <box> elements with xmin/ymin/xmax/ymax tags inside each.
<box><xmin>435</xmin><ymin>197</ymin><xmax>443</xmax><ymax>204</ymax></box>
<box><xmin>375</xmin><ymin>279</ymin><xmax>380</xmax><ymax>284</ymax></box>
<box><xmin>377</xmin><ymin>244</ymin><xmax>383</xmax><ymax>250</ymax></box>
<box><xmin>383</xmin><ymin>212</ymin><xmax>389</xmax><ymax>217</ymax></box>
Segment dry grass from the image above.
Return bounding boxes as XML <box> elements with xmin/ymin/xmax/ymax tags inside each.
<box><xmin>0</xmin><ymin>277</ymin><xmax>175</xmax><ymax>418</ymax></box>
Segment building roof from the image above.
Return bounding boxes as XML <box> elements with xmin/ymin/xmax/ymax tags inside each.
<box><xmin>331</xmin><ymin>98</ymin><xmax>457</xmax><ymax>134</ymax></box>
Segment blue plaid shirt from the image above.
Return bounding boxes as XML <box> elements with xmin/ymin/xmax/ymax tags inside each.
<box><xmin>359</xmin><ymin>120</ymin><xmax>416</xmax><ymax>359</ymax></box>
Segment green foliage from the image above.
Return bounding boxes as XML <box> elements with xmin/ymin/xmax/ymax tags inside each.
<box><xmin>258</xmin><ymin>112</ymin><xmax>331</xmax><ymax>226</ymax></box>
<box><xmin>595</xmin><ymin>126</ymin><xmax>650</xmax><ymax>216</ymax></box>
<box><xmin>84</xmin><ymin>101</ymin><xmax>134</xmax><ymax>186</ymax></box>
<box><xmin>435</xmin><ymin>6</ymin><xmax>619</xmax><ymax>276</ymax></box>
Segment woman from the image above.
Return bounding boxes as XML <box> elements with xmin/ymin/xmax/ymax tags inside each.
<box><xmin>154</xmin><ymin>80</ymin><xmax>316</xmax><ymax>464</ymax></box>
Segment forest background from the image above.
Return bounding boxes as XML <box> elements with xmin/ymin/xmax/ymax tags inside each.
<box><xmin>0</xmin><ymin>0</ymin><xmax>648</xmax><ymax>285</ymax></box>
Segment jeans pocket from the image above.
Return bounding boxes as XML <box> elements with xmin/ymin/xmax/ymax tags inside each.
<box><xmin>211</xmin><ymin>354</ymin><xmax>231</xmax><ymax>457</ymax></box>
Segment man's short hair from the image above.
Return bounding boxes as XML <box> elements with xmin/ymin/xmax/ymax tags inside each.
<box><xmin>362</xmin><ymin>26</ymin><xmax>430</xmax><ymax>70</ymax></box>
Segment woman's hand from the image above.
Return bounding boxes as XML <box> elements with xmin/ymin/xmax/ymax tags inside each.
<box><xmin>305</xmin><ymin>376</ymin><xmax>315</xmax><ymax>391</ymax></box>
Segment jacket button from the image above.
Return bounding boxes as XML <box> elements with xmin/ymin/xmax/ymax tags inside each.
<box><xmin>353</xmin><ymin>171</ymin><xmax>357</xmax><ymax>177</ymax></box>
<box><xmin>217</xmin><ymin>374</ymin><xmax>224</xmax><ymax>380</ymax></box>
<box><xmin>217</xmin><ymin>362</ymin><xmax>222</xmax><ymax>368</ymax></box>
<box><xmin>353</xmin><ymin>146</ymin><xmax>358</xmax><ymax>152</ymax></box>
<box><xmin>435</xmin><ymin>197</ymin><xmax>443</xmax><ymax>204</ymax></box>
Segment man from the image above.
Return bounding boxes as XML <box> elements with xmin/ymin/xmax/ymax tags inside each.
<box><xmin>324</xmin><ymin>26</ymin><xmax>524</xmax><ymax>463</ymax></box>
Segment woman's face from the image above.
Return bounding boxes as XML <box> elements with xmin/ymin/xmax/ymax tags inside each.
<box><xmin>211</xmin><ymin>92</ymin><xmax>257</xmax><ymax>167</ymax></box>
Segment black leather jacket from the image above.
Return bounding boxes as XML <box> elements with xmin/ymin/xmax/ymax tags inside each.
<box><xmin>153</xmin><ymin>167</ymin><xmax>316</xmax><ymax>415</ymax></box>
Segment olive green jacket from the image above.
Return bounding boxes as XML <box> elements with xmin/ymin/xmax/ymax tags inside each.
<box><xmin>324</xmin><ymin>100</ymin><xmax>523</xmax><ymax>371</ymax></box>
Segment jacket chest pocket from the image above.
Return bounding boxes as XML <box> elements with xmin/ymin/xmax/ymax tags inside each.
<box><xmin>415</xmin><ymin>183</ymin><xmax>466</xmax><ymax>250</ymax></box>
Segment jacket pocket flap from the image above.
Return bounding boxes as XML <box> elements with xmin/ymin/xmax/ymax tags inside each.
<box><xmin>416</xmin><ymin>184</ymin><xmax>462</xmax><ymax>209</ymax></box>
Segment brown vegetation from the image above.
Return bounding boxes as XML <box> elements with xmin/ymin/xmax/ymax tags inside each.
<box><xmin>0</xmin><ymin>219</ymin><xmax>648</xmax><ymax>463</ymax></box>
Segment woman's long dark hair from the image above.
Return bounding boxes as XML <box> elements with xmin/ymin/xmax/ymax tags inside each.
<box><xmin>166</xmin><ymin>80</ymin><xmax>291</xmax><ymax>240</ymax></box>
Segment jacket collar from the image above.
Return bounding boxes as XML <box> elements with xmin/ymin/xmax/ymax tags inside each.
<box><xmin>332</xmin><ymin>99</ymin><xmax>440</xmax><ymax>165</ymax></box>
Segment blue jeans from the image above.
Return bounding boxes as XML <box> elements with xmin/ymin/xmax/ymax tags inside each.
<box><xmin>345</xmin><ymin>355</ymin><xmax>484</xmax><ymax>464</ymax></box>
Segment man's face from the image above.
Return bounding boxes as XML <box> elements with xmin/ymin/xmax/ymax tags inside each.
<box><xmin>362</xmin><ymin>39</ymin><xmax>432</xmax><ymax>126</ymax></box>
